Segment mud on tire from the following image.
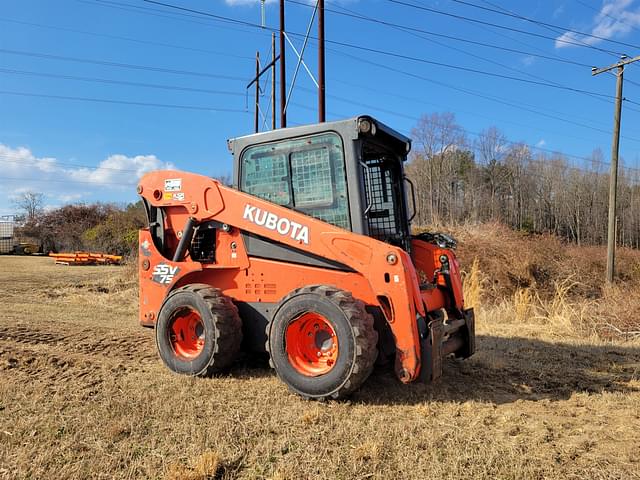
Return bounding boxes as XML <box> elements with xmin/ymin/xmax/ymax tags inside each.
<box><xmin>266</xmin><ymin>285</ymin><xmax>378</xmax><ymax>400</ymax></box>
<box><xmin>156</xmin><ymin>284</ymin><xmax>242</xmax><ymax>376</ymax></box>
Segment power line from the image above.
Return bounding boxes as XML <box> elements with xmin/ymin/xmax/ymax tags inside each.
<box><xmin>80</xmin><ymin>0</ymin><xmax>258</xmax><ymax>31</ymax></box>
<box><xmin>290</xmin><ymin>0</ymin><xmax>609</xmax><ymax>111</ymax></box>
<box><xmin>11</xmin><ymin>2</ymin><xmax>635</xmax><ymax>146</ymax></box>
<box><xmin>286</xmin><ymin>0</ymin><xmax>592</xmax><ymax>68</ymax></box>
<box><xmin>299</xmin><ymin>79</ymin><xmax>636</xmax><ymax>143</ymax></box>
<box><xmin>328</xmin><ymin>74</ymin><xmax>615</xmax><ymax>134</ymax></box>
<box><xmin>71</xmin><ymin>0</ymin><xmax>640</xmax><ymax>127</ymax></box>
<box><xmin>477</xmin><ymin>0</ymin><xmax>640</xmax><ymax>87</ymax></box>
<box><xmin>0</xmin><ymin>17</ymin><xmax>254</xmax><ymax>60</ymax></box>
<box><xmin>289</xmin><ymin>86</ymin><xmax>640</xmax><ymax>175</ymax></box>
<box><xmin>0</xmin><ymin>48</ymin><xmax>246</xmax><ymax>81</ymax></box>
<box><xmin>143</xmin><ymin>0</ymin><xmax>263</xmax><ymax>29</ymax></box>
<box><xmin>324</xmin><ymin>46</ymin><xmax>640</xmax><ymax>144</ymax></box>
<box><xmin>326</xmin><ymin>40</ymin><xmax>614</xmax><ymax>98</ymax></box>
<box><xmin>386</xmin><ymin>0</ymin><xmax>624</xmax><ymax>56</ymax></box>
<box><xmin>143</xmin><ymin>0</ymin><xmax>620</xmax><ymax>100</ymax></box>
<box><xmin>0</xmin><ymin>90</ymin><xmax>249</xmax><ymax>112</ymax></box>
<box><xmin>90</xmin><ymin>0</ymin><xmax>639</xmax><ymax>111</ymax></box>
<box><xmin>328</xmin><ymin>0</ymin><xmax>640</xmax><ymax>94</ymax></box>
<box><xmin>0</xmin><ymin>68</ymin><xmax>245</xmax><ymax>96</ymax></box>
<box><xmin>446</xmin><ymin>0</ymin><xmax>640</xmax><ymax>52</ymax></box>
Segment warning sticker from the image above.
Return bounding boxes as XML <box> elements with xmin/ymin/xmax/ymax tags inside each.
<box><xmin>163</xmin><ymin>193</ymin><xmax>172</xmax><ymax>200</ymax></box>
<box><xmin>164</xmin><ymin>178</ymin><xmax>182</xmax><ymax>192</ymax></box>
<box><xmin>173</xmin><ymin>192</ymin><xmax>185</xmax><ymax>201</ymax></box>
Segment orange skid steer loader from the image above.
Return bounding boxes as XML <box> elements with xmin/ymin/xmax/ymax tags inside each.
<box><xmin>137</xmin><ymin>116</ymin><xmax>475</xmax><ymax>400</ymax></box>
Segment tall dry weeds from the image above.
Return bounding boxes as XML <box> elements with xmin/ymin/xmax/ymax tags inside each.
<box><xmin>513</xmin><ymin>288</ymin><xmax>534</xmax><ymax>323</ymax></box>
<box><xmin>462</xmin><ymin>257</ymin><xmax>484</xmax><ymax>309</ymax></box>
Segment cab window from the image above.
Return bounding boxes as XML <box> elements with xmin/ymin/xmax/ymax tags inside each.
<box><xmin>240</xmin><ymin>133</ymin><xmax>351</xmax><ymax>230</ymax></box>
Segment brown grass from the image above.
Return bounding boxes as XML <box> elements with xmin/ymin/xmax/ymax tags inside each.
<box><xmin>447</xmin><ymin>222</ymin><xmax>640</xmax><ymax>340</ymax></box>
<box><xmin>1</xmin><ymin>239</ymin><xmax>640</xmax><ymax>479</ymax></box>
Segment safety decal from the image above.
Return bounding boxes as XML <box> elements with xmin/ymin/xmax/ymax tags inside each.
<box><xmin>164</xmin><ymin>178</ymin><xmax>182</xmax><ymax>192</ymax></box>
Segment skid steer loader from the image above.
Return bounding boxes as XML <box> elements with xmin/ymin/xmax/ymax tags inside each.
<box><xmin>137</xmin><ymin>116</ymin><xmax>475</xmax><ymax>400</ymax></box>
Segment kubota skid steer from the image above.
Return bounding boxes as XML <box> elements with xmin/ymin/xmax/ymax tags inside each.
<box><xmin>137</xmin><ymin>116</ymin><xmax>475</xmax><ymax>400</ymax></box>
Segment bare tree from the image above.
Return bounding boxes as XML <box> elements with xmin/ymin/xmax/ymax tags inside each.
<box><xmin>12</xmin><ymin>191</ymin><xmax>44</xmax><ymax>222</ymax></box>
<box><xmin>409</xmin><ymin>113</ymin><xmax>466</xmax><ymax>225</ymax></box>
<box><xmin>213</xmin><ymin>174</ymin><xmax>233</xmax><ymax>187</ymax></box>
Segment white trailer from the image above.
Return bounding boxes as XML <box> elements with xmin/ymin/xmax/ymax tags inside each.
<box><xmin>0</xmin><ymin>217</ymin><xmax>14</xmax><ymax>254</ymax></box>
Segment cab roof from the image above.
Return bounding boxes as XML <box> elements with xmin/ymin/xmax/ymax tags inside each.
<box><xmin>227</xmin><ymin>115</ymin><xmax>411</xmax><ymax>158</ymax></box>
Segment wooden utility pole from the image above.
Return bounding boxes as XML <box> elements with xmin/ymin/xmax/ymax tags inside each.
<box><xmin>279</xmin><ymin>0</ymin><xmax>287</xmax><ymax>128</ymax></box>
<box><xmin>254</xmin><ymin>51</ymin><xmax>260</xmax><ymax>133</ymax></box>
<box><xmin>318</xmin><ymin>0</ymin><xmax>325</xmax><ymax>123</ymax></box>
<box><xmin>592</xmin><ymin>55</ymin><xmax>640</xmax><ymax>282</ymax></box>
<box><xmin>246</xmin><ymin>52</ymin><xmax>280</xmax><ymax>133</ymax></box>
<box><xmin>272</xmin><ymin>33</ymin><xmax>276</xmax><ymax>130</ymax></box>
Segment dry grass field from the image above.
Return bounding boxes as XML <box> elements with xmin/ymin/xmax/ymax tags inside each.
<box><xmin>1</xmin><ymin>231</ymin><xmax>640</xmax><ymax>479</ymax></box>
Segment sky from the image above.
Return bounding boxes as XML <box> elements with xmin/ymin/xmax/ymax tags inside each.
<box><xmin>1</xmin><ymin>0</ymin><xmax>640</xmax><ymax>215</ymax></box>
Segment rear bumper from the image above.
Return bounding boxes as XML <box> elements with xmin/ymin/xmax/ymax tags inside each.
<box><xmin>420</xmin><ymin>308</ymin><xmax>475</xmax><ymax>382</ymax></box>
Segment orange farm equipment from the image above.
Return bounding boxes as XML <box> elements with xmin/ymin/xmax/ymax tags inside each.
<box><xmin>50</xmin><ymin>252</ymin><xmax>123</xmax><ymax>265</ymax></box>
<box><xmin>137</xmin><ymin>116</ymin><xmax>475</xmax><ymax>400</ymax></box>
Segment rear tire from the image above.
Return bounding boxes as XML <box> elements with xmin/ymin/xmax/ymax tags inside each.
<box><xmin>156</xmin><ymin>284</ymin><xmax>242</xmax><ymax>376</ymax></box>
<box><xmin>266</xmin><ymin>285</ymin><xmax>378</xmax><ymax>400</ymax></box>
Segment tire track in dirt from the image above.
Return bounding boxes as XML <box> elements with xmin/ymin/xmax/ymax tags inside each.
<box><xmin>0</xmin><ymin>323</ymin><xmax>158</xmax><ymax>392</ymax></box>
<box><xmin>0</xmin><ymin>324</ymin><xmax>157</xmax><ymax>363</ymax></box>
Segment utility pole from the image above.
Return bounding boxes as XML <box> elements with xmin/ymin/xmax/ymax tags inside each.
<box><xmin>279</xmin><ymin>0</ymin><xmax>287</xmax><ymax>128</ymax></box>
<box><xmin>247</xmin><ymin>51</ymin><xmax>280</xmax><ymax>133</ymax></box>
<box><xmin>318</xmin><ymin>0</ymin><xmax>325</xmax><ymax>123</ymax></box>
<box><xmin>272</xmin><ymin>33</ymin><xmax>276</xmax><ymax>130</ymax></box>
<box><xmin>254</xmin><ymin>51</ymin><xmax>260</xmax><ymax>134</ymax></box>
<box><xmin>592</xmin><ymin>54</ymin><xmax>640</xmax><ymax>282</ymax></box>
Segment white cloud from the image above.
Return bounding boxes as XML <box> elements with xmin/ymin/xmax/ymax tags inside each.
<box><xmin>553</xmin><ymin>4</ymin><xmax>565</xmax><ymax>19</ymax></box>
<box><xmin>67</xmin><ymin>154</ymin><xmax>174</xmax><ymax>186</ymax></box>
<box><xmin>521</xmin><ymin>55</ymin><xmax>536</xmax><ymax>67</ymax></box>
<box><xmin>536</xmin><ymin>139</ymin><xmax>546</xmax><ymax>148</ymax></box>
<box><xmin>0</xmin><ymin>143</ymin><xmax>174</xmax><ymax>215</ymax></box>
<box><xmin>555</xmin><ymin>0</ymin><xmax>640</xmax><ymax>48</ymax></box>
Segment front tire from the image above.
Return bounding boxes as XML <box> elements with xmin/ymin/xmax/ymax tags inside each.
<box><xmin>156</xmin><ymin>284</ymin><xmax>242</xmax><ymax>376</ymax></box>
<box><xmin>266</xmin><ymin>285</ymin><xmax>378</xmax><ymax>400</ymax></box>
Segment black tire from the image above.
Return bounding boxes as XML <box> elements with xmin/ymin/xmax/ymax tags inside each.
<box><xmin>156</xmin><ymin>284</ymin><xmax>242</xmax><ymax>376</ymax></box>
<box><xmin>266</xmin><ymin>285</ymin><xmax>378</xmax><ymax>400</ymax></box>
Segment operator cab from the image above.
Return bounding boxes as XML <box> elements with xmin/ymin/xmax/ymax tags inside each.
<box><xmin>228</xmin><ymin>116</ymin><xmax>415</xmax><ymax>254</ymax></box>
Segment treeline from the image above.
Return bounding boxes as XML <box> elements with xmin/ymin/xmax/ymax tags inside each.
<box><xmin>406</xmin><ymin>113</ymin><xmax>640</xmax><ymax>248</ymax></box>
<box><xmin>17</xmin><ymin>202</ymin><xmax>145</xmax><ymax>255</ymax></box>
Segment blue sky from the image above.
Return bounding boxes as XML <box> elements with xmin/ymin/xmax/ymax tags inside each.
<box><xmin>1</xmin><ymin>0</ymin><xmax>640</xmax><ymax>215</ymax></box>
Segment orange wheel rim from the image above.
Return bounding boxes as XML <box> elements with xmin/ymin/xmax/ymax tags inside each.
<box><xmin>169</xmin><ymin>308</ymin><xmax>205</xmax><ymax>359</ymax></box>
<box><xmin>285</xmin><ymin>312</ymin><xmax>339</xmax><ymax>376</ymax></box>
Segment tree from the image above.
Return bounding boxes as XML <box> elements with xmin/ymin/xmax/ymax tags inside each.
<box><xmin>408</xmin><ymin>112</ymin><xmax>468</xmax><ymax>225</ymax></box>
<box><xmin>12</xmin><ymin>191</ymin><xmax>44</xmax><ymax>222</ymax></box>
<box><xmin>84</xmin><ymin>202</ymin><xmax>146</xmax><ymax>256</ymax></box>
